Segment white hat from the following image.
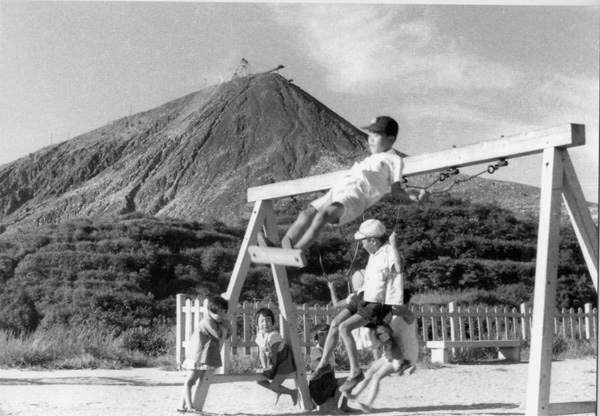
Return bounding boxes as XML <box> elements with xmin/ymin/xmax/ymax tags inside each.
<box><xmin>354</xmin><ymin>219</ymin><xmax>386</xmax><ymax>240</ymax></box>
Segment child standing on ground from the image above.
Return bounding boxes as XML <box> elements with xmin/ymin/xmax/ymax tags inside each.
<box><xmin>255</xmin><ymin>307</ymin><xmax>299</xmax><ymax>406</ymax></box>
<box><xmin>257</xmin><ymin>116</ymin><xmax>428</xmax><ymax>252</ymax></box>
<box><xmin>178</xmin><ymin>296</ymin><xmax>232</xmax><ymax>413</ymax></box>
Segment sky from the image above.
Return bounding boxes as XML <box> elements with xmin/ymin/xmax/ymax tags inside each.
<box><xmin>1</xmin><ymin>1</ymin><xmax>598</xmax><ymax>204</ymax></box>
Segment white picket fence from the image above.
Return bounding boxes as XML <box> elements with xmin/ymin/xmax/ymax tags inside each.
<box><xmin>175</xmin><ymin>294</ymin><xmax>597</xmax><ymax>366</ymax></box>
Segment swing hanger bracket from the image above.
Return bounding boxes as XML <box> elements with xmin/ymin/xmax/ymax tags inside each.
<box><xmin>487</xmin><ymin>159</ymin><xmax>509</xmax><ymax>175</ymax></box>
<box><xmin>439</xmin><ymin>167</ymin><xmax>460</xmax><ymax>182</ymax></box>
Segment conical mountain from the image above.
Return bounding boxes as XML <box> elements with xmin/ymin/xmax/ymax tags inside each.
<box><xmin>0</xmin><ymin>73</ymin><xmax>370</xmax><ymax>229</ymax></box>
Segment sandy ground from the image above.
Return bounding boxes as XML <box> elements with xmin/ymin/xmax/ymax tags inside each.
<box><xmin>0</xmin><ymin>359</ymin><xmax>596</xmax><ymax>416</ymax></box>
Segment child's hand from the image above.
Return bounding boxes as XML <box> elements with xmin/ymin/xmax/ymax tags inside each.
<box><xmin>388</xmin><ymin>231</ymin><xmax>397</xmax><ymax>247</ymax></box>
<box><xmin>418</xmin><ymin>189</ymin><xmax>430</xmax><ymax>203</ymax></box>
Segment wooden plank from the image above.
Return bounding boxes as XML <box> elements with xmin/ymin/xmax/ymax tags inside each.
<box><xmin>248</xmin><ymin>123</ymin><xmax>585</xmax><ymax>202</ymax></box>
<box><xmin>526</xmin><ymin>148</ymin><xmax>564</xmax><ymax>416</ymax></box>
<box><xmin>548</xmin><ymin>401</ymin><xmax>596</xmax><ymax>415</ymax></box>
<box><xmin>210</xmin><ymin>373</ymin><xmax>294</xmax><ymax>384</ymax></box>
<box><xmin>262</xmin><ymin>201</ymin><xmax>313</xmax><ymax>411</ymax></box>
<box><xmin>427</xmin><ymin>340</ymin><xmax>521</xmax><ymax>348</ymax></box>
<box><xmin>192</xmin><ymin>370</ymin><xmax>214</xmax><ymax>411</ymax></box>
<box><xmin>224</xmin><ymin>200</ymin><xmax>267</xmax><ymax>305</ymax></box>
<box><xmin>561</xmin><ymin>150</ymin><xmax>599</xmax><ymax>291</ymax></box>
<box><xmin>247</xmin><ymin>245</ymin><xmax>308</xmax><ymax>267</ymax></box>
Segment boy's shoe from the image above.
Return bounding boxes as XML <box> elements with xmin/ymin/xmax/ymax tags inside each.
<box><xmin>257</xmin><ymin>231</ymin><xmax>276</xmax><ymax>248</ymax></box>
<box><xmin>356</xmin><ymin>402</ymin><xmax>373</xmax><ymax>414</ymax></box>
<box><xmin>291</xmin><ymin>389</ymin><xmax>299</xmax><ymax>406</ymax></box>
<box><xmin>394</xmin><ymin>360</ymin><xmax>416</xmax><ymax>376</ymax></box>
<box><xmin>339</xmin><ymin>369</ymin><xmax>365</xmax><ymax>392</ymax></box>
<box><xmin>307</xmin><ymin>364</ymin><xmax>332</xmax><ymax>381</ymax></box>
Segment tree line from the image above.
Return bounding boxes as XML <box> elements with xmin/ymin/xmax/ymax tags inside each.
<box><xmin>0</xmin><ymin>196</ymin><xmax>594</xmax><ymax>335</ymax></box>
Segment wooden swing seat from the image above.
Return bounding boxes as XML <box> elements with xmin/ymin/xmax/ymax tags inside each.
<box><xmin>247</xmin><ymin>245</ymin><xmax>308</xmax><ymax>267</ymax></box>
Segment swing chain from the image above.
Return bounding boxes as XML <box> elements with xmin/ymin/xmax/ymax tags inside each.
<box><xmin>406</xmin><ymin>159</ymin><xmax>509</xmax><ymax>194</ymax></box>
<box><xmin>405</xmin><ymin>167</ymin><xmax>460</xmax><ymax>190</ymax></box>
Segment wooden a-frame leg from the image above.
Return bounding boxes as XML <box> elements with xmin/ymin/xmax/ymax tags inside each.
<box><xmin>192</xmin><ymin>370</ymin><xmax>214</xmax><ymax>411</ymax></box>
<box><xmin>561</xmin><ymin>150</ymin><xmax>599</xmax><ymax>291</ymax></box>
<box><xmin>263</xmin><ymin>201</ymin><xmax>314</xmax><ymax>411</ymax></box>
<box><xmin>526</xmin><ymin>148</ymin><xmax>564</xmax><ymax>416</ymax></box>
<box><xmin>224</xmin><ymin>200</ymin><xmax>269</xmax><ymax>306</ymax></box>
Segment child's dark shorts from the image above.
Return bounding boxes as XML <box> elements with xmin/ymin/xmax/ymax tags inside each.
<box><xmin>346</xmin><ymin>293</ymin><xmax>391</xmax><ymax>328</ymax></box>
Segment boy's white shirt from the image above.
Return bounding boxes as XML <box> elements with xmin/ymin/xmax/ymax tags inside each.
<box><xmin>363</xmin><ymin>243</ymin><xmax>404</xmax><ymax>305</ymax></box>
<box><xmin>350</xmin><ymin>149</ymin><xmax>404</xmax><ymax>202</ymax></box>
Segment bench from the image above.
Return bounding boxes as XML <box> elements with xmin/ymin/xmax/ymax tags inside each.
<box><xmin>426</xmin><ymin>340</ymin><xmax>521</xmax><ymax>364</ymax></box>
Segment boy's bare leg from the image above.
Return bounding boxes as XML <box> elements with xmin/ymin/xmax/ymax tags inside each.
<box><xmin>180</xmin><ymin>370</ymin><xmax>202</xmax><ymax>410</ymax></box>
<box><xmin>339</xmin><ymin>315</ymin><xmax>370</xmax><ymax>378</ymax></box>
<box><xmin>294</xmin><ymin>203</ymin><xmax>344</xmax><ymax>250</ymax></box>
<box><xmin>269</xmin><ymin>373</ymin><xmax>298</xmax><ymax>405</ymax></box>
<box><xmin>361</xmin><ymin>363</ymin><xmax>395</xmax><ymax>409</ymax></box>
<box><xmin>283</xmin><ymin>206</ymin><xmax>317</xmax><ymax>248</ymax></box>
<box><xmin>345</xmin><ymin>358</ymin><xmax>383</xmax><ymax>400</ymax></box>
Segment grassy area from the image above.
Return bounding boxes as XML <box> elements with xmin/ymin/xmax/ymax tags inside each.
<box><xmin>0</xmin><ymin>324</ymin><xmax>595</xmax><ymax>370</ymax></box>
<box><xmin>0</xmin><ymin>325</ymin><xmax>174</xmax><ymax>369</ymax></box>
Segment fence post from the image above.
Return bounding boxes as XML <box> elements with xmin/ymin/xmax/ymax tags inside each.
<box><xmin>449</xmin><ymin>302</ymin><xmax>458</xmax><ymax>357</ymax></box>
<box><xmin>520</xmin><ymin>303</ymin><xmax>530</xmax><ymax>340</ymax></box>
<box><xmin>176</xmin><ymin>294</ymin><xmax>186</xmax><ymax>369</ymax></box>
<box><xmin>584</xmin><ymin>303</ymin><xmax>592</xmax><ymax>340</ymax></box>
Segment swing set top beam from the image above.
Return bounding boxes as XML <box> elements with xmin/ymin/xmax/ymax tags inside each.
<box><xmin>247</xmin><ymin>123</ymin><xmax>585</xmax><ymax>203</ymax></box>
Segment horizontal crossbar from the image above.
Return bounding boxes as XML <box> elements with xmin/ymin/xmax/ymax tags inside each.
<box><xmin>211</xmin><ymin>373</ymin><xmax>295</xmax><ymax>383</ymax></box>
<box><xmin>548</xmin><ymin>401</ymin><xmax>596</xmax><ymax>415</ymax></box>
<box><xmin>248</xmin><ymin>123</ymin><xmax>585</xmax><ymax>202</ymax></box>
<box><xmin>427</xmin><ymin>340</ymin><xmax>521</xmax><ymax>349</ymax></box>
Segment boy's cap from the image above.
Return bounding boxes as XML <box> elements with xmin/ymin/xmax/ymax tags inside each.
<box><xmin>354</xmin><ymin>219</ymin><xmax>386</xmax><ymax>240</ymax></box>
<box><xmin>361</xmin><ymin>116</ymin><xmax>398</xmax><ymax>137</ymax></box>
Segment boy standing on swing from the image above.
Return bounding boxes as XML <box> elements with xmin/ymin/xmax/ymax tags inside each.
<box><xmin>257</xmin><ymin>116</ymin><xmax>428</xmax><ymax>252</ymax></box>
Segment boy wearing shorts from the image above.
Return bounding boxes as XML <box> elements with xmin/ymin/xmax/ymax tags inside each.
<box><xmin>257</xmin><ymin>116</ymin><xmax>428</xmax><ymax>252</ymax></box>
<box><xmin>310</xmin><ymin>219</ymin><xmax>405</xmax><ymax>392</ymax></box>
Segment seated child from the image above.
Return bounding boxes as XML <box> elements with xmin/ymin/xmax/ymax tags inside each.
<box><xmin>178</xmin><ymin>295</ymin><xmax>232</xmax><ymax>413</ymax></box>
<box><xmin>254</xmin><ymin>307</ymin><xmax>299</xmax><ymax>406</ymax></box>
<box><xmin>336</xmin><ymin>220</ymin><xmax>409</xmax><ymax>392</ymax></box>
<box><xmin>257</xmin><ymin>116</ymin><xmax>428</xmax><ymax>252</ymax></box>
<box><xmin>327</xmin><ymin>269</ymin><xmax>380</xmax><ymax>363</ymax></box>
<box><xmin>308</xmin><ymin>323</ymin><xmax>355</xmax><ymax>412</ymax></box>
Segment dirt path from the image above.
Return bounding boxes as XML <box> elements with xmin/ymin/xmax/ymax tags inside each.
<box><xmin>0</xmin><ymin>359</ymin><xmax>596</xmax><ymax>416</ymax></box>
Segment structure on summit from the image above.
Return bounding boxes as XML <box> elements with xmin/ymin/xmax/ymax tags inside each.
<box><xmin>231</xmin><ymin>58</ymin><xmax>284</xmax><ymax>80</ymax></box>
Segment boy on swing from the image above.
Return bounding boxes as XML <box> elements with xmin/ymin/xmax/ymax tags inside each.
<box><xmin>309</xmin><ymin>219</ymin><xmax>412</xmax><ymax>393</ymax></box>
<box><xmin>257</xmin><ymin>116</ymin><xmax>428</xmax><ymax>252</ymax></box>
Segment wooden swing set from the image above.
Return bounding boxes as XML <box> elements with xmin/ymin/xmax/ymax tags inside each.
<box><xmin>191</xmin><ymin>123</ymin><xmax>597</xmax><ymax>416</ymax></box>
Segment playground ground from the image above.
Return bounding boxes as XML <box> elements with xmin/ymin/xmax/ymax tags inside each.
<box><xmin>0</xmin><ymin>358</ymin><xmax>596</xmax><ymax>416</ymax></box>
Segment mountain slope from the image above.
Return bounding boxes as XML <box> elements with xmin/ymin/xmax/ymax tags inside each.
<box><xmin>1</xmin><ymin>73</ymin><xmax>596</xmax><ymax>231</ymax></box>
<box><xmin>0</xmin><ymin>74</ymin><xmax>368</xmax><ymax>228</ymax></box>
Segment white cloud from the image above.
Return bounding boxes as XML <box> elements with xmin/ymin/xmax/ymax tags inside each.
<box><xmin>274</xmin><ymin>4</ymin><xmax>521</xmax><ymax>94</ymax></box>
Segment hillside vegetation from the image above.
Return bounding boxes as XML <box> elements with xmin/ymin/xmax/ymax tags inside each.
<box><xmin>0</xmin><ymin>196</ymin><xmax>595</xmax><ymax>336</ymax></box>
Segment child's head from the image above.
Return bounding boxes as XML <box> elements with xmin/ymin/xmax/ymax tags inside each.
<box><xmin>313</xmin><ymin>323</ymin><xmax>330</xmax><ymax>347</ymax></box>
<box><xmin>354</xmin><ymin>219</ymin><xmax>387</xmax><ymax>254</ymax></box>
<box><xmin>207</xmin><ymin>296</ymin><xmax>229</xmax><ymax>321</ymax></box>
<box><xmin>255</xmin><ymin>307</ymin><xmax>275</xmax><ymax>333</ymax></box>
<box><xmin>361</xmin><ymin>116</ymin><xmax>398</xmax><ymax>154</ymax></box>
